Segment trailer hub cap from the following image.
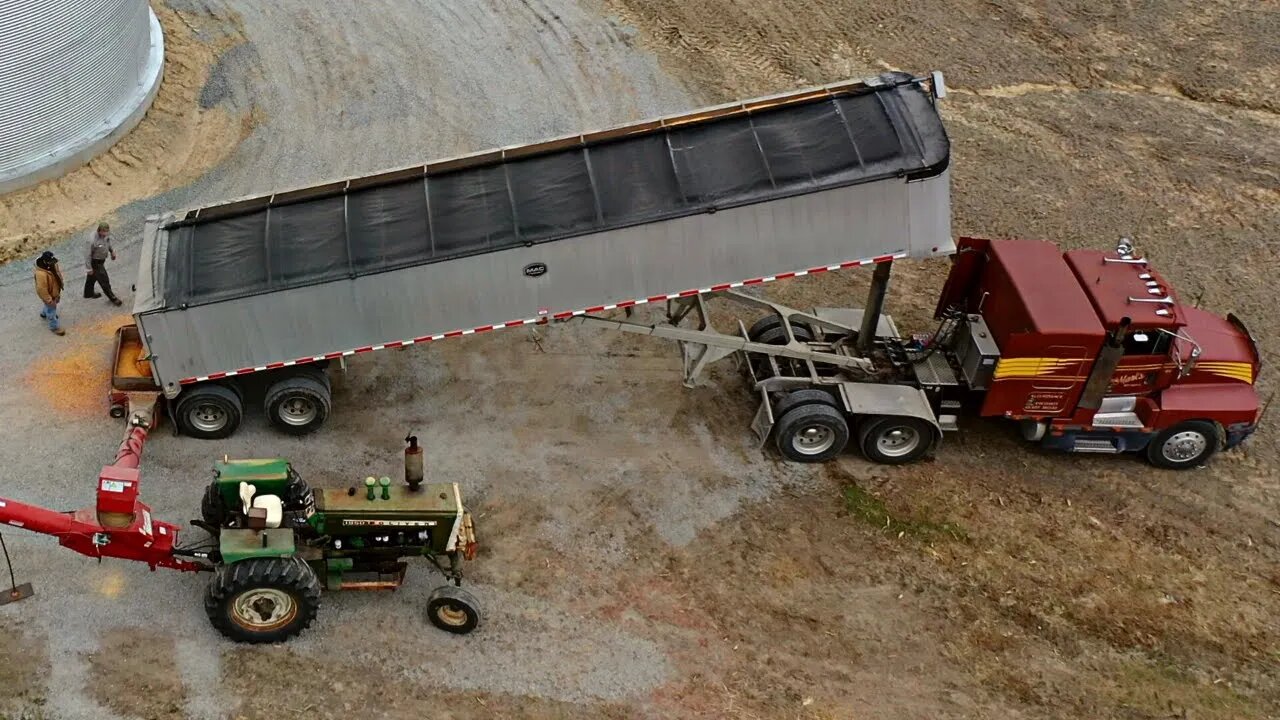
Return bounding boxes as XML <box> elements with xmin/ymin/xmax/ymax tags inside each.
<box><xmin>1162</xmin><ymin>431</ymin><xmax>1207</xmax><ymax>462</ymax></box>
<box><xmin>278</xmin><ymin>397</ymin><xmax>318</xmax><ymax>426</ymax></box>
<box><xmin>189</xmin><ymin>404</ymin><xmax>228</xmax><ymax>433</ymax></box>
<box><xmin>793</xmin><ymin>425</ymin><xmax>836</xmax><ymax>455</ymax></box>
<box><xmin>231</xmin><ymin>588</ymin><xmax>297</xmax><ymax>631</ymax></box>
<box><xmin>875</xmin><ymin>426</ymin><xmax>921</xmax><ymax>458</ymax></box>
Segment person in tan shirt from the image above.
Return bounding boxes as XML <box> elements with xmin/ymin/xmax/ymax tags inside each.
<box><xmin>35</xmin><ymin>250</ymin><xmax>66</xmax><ymax>336</ymax></box>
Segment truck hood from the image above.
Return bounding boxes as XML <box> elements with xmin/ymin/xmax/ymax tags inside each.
<box><xmin>1180</xmin><ymin>307</ymin><xmax>1259</xmax><ymax>385</ymax></box>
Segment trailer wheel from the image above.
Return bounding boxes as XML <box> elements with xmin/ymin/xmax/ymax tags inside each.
<box><xmin>175</xmin><ymin>385</ymin><xmax>243</xmax><ymax>439</ymax></box>
<box><xmin>774</xmin><ymin>403</ymin><xmax>849</xmax><ymax>462</ymax></box>
<box><xmin>427</xmin><ymin>585</ymin><xmax>481</xmax><ymax>635</ymax></box>
<box><xmin>201</xmin><ymin>481</ymin><xmax>229</xmax><ymax>528</ymax></box>
<box><xmin>204</xmin><ymin>557</ymin><xmax>321</xmax><ymax>644</ymax></box>
<box><xmin>1145</xmin><ymin>420</ymin><xmax>1219</xmax><ymax>470</ymax></box>
<box><xmin>772</xmin><ymin>388</ymin><xmax>839</xmax><ymax>420</ymax></box>
<box><xmin>858</xmin><ymin>415</ymin><xmax>936</xmax><ymax>465</ymax></box>
<box><xmin>754</xmin><ymin>324</ymin><xmax>814</xmax><ymax>346</ymax></box>
<box><xmin>264</xmin><ymin>374</ymin><xmax>331</xmax><ymax>435</ymax></box>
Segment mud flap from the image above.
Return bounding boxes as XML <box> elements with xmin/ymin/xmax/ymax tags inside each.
<box><xmin>750</xmin><ymin>388</ymin><xmax>775</xmax><ymax>449</ymax></box>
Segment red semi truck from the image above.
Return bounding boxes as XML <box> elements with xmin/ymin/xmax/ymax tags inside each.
<box><xmin>711</xmin><ymin>235</ymin><xmax>1261</xmax><ymax>468</ymax></box>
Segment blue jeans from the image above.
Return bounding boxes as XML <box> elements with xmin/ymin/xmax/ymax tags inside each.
<box><xmin>39</xmin><ymin>302</ymin><xmax>60</xmax><ymax>331</ymax></box>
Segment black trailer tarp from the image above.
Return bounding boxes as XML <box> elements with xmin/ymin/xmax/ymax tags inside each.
<box><xmin>161</xmin><ymin>72</ymin><xmax>948</xmax><ymax>308</ymax></box>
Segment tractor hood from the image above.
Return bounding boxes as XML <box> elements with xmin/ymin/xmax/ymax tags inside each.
<box><xmin>1180</xmin><ymin>307</ymin><xmax>1259</xmax><ymax>385</ymax></box>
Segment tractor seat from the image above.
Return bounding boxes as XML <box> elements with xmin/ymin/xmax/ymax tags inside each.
<box><xmin>252</xmin><ymin>495</ymin><xmax>283</xmax><ymax>529</ymax></box>
<box><xmin>238</xmin><ymin>481</ymin><xmax>283</xmax><ymax>529</ymax></box>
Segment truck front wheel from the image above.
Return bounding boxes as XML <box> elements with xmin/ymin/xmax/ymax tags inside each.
<box><xmin>175</xmin><ymin>385</ymin><xmax>243</xmax><ymax>439</ymax></box>
<box><xmin>774</xmin><ymin>403</ymin><xmax>849</xmax><ymax>462</ymax></box>
<box><xmin>1146</xmin><ymin>420</ymin><xmax>1219</xmax><ymax>470</ymax></box>
<box><xmin>204</xmin><ymin>557</ymin><xmax>322</xmax><ymax>644</ymax></box>
<box><xmin>858</xmin><ymin>415</ymin><xmax>936</xmax><ymax>465</ymax></box>
<box><xmin>264</xmin><ymin>374</ymin><xmax>331</xmax><ymax>435</ymax></box>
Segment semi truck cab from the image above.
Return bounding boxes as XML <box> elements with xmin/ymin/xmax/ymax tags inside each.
<box><xmin>939</xmin><ymin>236</ymin><xmax>1260</xmax><ymax>468</ymax></box>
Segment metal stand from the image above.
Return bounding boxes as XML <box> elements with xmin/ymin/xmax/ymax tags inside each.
<box><xmin>0</xmin><ymin>533</ymin><xmax>34</xmax><ymax>605</ymax></box>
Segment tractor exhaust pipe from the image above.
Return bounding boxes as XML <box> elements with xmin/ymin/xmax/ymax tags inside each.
<box><xmin>405</xmin><ymin>435</ymin><xmax>424</xmax><ymax>491</ymax></box>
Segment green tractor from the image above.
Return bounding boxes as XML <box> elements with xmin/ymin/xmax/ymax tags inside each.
<box><xmin>195</xmin><ymin>437</ymin><xmax>480</xmax><ymax>643</ymax></box>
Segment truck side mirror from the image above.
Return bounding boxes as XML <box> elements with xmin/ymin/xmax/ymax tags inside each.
<box><xmin>1180</xmin><ymin>345</ymin><xmax>1202</xmax><ymax>379</ymax></box>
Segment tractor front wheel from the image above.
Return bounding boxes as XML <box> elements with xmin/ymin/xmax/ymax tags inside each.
<box><xmin>427</xmin><ymin>585</ymin><xmax>481</xmax><ymax>635</ymax></box>
<box><xmin>205</xmin><ymin>557</ymin><xmax>321</xmax><ymax>644</ymax></box>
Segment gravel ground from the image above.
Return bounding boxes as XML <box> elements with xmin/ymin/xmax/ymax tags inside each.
<box><xmin>0</xmin><ymin>1</ymin><xmax>694</xmax><ymax>718</ymax></box>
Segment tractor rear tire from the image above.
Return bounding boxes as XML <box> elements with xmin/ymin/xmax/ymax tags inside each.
<box><xmin>264</xmin><ymin>374</ymin><xmax>331</xmax><ymax>435</ymax></box>
<box><xmin>201</xmin><ymin>481</ymin><xmax>229</xmax><ymax>528</ymax></box>
<box><xmin>427</xmin><ymin>585</ymin><xmax>481</xmax><ymax>635</ymax></box>
<box><xmin>205</xmin><ymin>557</ymin><xmax>321</xmax><ymax>644</ymax></box>
<box><xmin>774</xmin><ymin>403</ymin><xmax>849</xmax><ymax>463</ymax></box>
<box><xmin>1145</xmin><ymin>420</ymin><xmax>1219</xmax><ymax>470</ymax></box>
<box><xmin>175</xmin><ymin>384</ymin><xmax>243</xmax><ymax>440</ymax></box>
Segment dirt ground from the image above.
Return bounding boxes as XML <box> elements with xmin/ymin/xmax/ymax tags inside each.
<box><xmin>1</xmin><ymin>0</ymin><xmax>1278</xmax><ymax>719</ymax></box>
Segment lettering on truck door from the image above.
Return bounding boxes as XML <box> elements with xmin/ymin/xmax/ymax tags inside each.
<box><xmin>992</xmin><ymin>346</ymin><xmax>1090</xmax><ymax>416</ymax></box>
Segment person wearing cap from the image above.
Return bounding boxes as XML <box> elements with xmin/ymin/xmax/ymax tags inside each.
<box><xmin>35</xmin><ymin>251</ymin><xmax>66</xmax><ymax>336</ymax></box>
<box><xmin>84</xmin><ymin>221</ymin><xmax>122</xmax><ymax>306</ymax></box>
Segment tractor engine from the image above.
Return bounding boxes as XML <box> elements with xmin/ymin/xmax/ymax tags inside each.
<box><xmin>305</xmin><ymin>478</ymin><xmax>476</xmax><ymax>590</ymax></box>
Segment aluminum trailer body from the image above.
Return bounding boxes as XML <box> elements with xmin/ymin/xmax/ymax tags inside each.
<box><xmin>130</xmin><ymin>72</ymin><xmax>951</xmax><ymax>438</ymax></box>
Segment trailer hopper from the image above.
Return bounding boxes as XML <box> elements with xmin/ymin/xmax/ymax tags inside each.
<box><xmin>129</xmin><ymin>71</ymin><xmax>952</xmax><ymax>437</ymax></box>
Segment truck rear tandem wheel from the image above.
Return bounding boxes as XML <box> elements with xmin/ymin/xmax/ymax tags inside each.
<box><xmin>774</xmin><ymin>403</ymin><xmax>850</xmax><ymax>463</ymax></box>
<box><xmin>858</xmin><ymin>415</ymin><xmax>937</xmax><ymax>465</ymax></box>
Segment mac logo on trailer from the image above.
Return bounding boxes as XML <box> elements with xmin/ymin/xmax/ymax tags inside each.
<box><xmin>523</xmin><ymin>262</ymin><xmax>548</xmax><ymax>278</ymax></box>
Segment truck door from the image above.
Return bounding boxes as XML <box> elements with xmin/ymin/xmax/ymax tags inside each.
<box><xmin>1109</xmin><ymin>329</ymin><xmax>1174</xmax><ymax>395</ymax></box>
<box><xmin>983</xmin><ymin>345</ymin><xmax>1091</xmax><ymax>417</ymax></box>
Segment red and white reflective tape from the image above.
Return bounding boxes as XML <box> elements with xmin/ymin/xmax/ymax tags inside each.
<box><xmin>178</xmin><ymin>252</ymin><xmax>905</xmax><ymax>385</ymax></box>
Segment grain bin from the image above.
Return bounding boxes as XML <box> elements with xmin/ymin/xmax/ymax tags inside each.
<box><xmin>0</xmin><ymin>0</ymin><xmax>164</xmax><ymax>194</ymax></box>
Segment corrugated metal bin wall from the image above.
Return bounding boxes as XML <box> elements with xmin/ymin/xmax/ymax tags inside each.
<box><xmin>0</xmin><ymin>0</ymin><xmax>164</xmax><ymax>193</ymax></box>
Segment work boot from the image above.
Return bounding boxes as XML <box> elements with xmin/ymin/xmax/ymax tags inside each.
<box><xmin>52</xmin><ymin>328</ymin><xmax>65</xmax><ymax>336</ymax></box>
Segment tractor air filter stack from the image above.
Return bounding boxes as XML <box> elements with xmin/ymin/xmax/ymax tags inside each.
<box><xmin>405</xmin><ymin>435</ymin><xmax>424</xmax><ymax>491</ymax></box>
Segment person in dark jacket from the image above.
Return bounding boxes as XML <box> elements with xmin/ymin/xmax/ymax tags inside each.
<box><xmin>35</xmin><ymin>251</ymin><xmax>66</xmax><ymax>336</ymax></box>
<box><xmin>84</xmin><ymin>221</ymin><xmax>122</xmax><ymax>306</ymax></box>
